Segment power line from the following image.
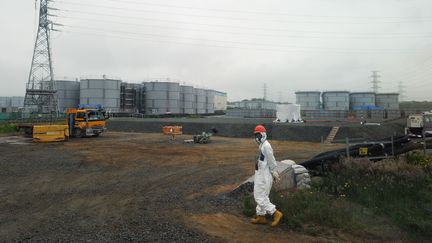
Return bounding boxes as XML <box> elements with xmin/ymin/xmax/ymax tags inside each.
<box><xmin>55</xmin><ymin>8</ymin><xmax>432</xmax><ymax>37</ymax></box>
<box><xmin>96</xmin><ymin>0</ymin><xmax>432</xmax><ymax>20</ymax></box>
<box><xmin>60</xmin><ymin>29</ymin><xmax>430</xmax><ymax>55</ymax></box>
<box><xmin>53</xmin><ymin>0</ymin><xmax>432</xmax><ymax>25</ymax></box>
<box><xmin>59</xmin><ymin>25</ymin><xmax>426</xmax><ymax>54</ymax></box>
<box><xmin>392</xmin><ymin>63</ymin><xmax>432</xmax><ymax>84</ymax></box>
<box><xmin>54</xmin><ymin>15</ymin><xmax>432</xmax><ymax>39</ymax></box>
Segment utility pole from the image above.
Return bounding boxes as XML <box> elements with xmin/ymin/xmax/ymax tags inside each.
<box><xmin>24</xmin><ymin>0</ymin><xmax>59</xmax><ymax>113</ymax></box>
<box><xmin>370</xmin><ymin>71</ymin><xmax>381</xmax><ymax>93</ymax></box>
<box><xmin>398</xmin><ymin>82</ymin><xmax>406</xmax><ymax>101</ymax></box>
<box><xmin>263</xmin><ymin>83</ymin><xmax>267</xmax><ymax>101</ymax></box>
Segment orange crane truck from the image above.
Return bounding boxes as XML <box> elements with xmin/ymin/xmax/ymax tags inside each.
<box><xmin>66</xmin><ymin>104</ymin><xmax>108</xmax><ymax>138</ymax></box>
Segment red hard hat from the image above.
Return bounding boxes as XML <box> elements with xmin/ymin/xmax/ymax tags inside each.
<box><xmin>254</xmin><ymin>125</ymin><xmax>266</xmax><ymax>134</ymax></box>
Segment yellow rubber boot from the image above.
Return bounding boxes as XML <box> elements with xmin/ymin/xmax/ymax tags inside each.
<box><xmin>271</xmin><ymin>210</ymin><xmax>283</xmax><ymax>227</ymax></box>
<box><xmin>251</xmin><ymin>215</ymin><xmax>267</xmax><ymax>224</ymax></box>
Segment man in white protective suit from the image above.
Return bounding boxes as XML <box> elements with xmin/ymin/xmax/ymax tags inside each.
<box><xmin>250</xmin><ymin>124</ymin><xmax>283</xmax><ymax>227</ymax></box>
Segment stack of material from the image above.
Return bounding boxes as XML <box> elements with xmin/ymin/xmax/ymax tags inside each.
<box><xmin>280</xmin><ymin>160</ymin><xmax>311</xmax><ymax>189</ymax></box>
<box><xmin>272</xmin><ymin>161</ymin><xmax>295</xmax><ymax>192</ymax></box>
<box><xmin>229</xmin><ymin>160</ymin><xmax>311</xmax><ymax>198</ymax></box>
<box><xmin>293</xmin><ymin>164</ymin><xmax>311</xmax><ymax>189</ymax></box>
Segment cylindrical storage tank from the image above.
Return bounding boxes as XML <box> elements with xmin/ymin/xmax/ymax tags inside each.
<box><xmin>349</xmin><ymin>92</ymin><xmax>375</xmax><ymax>110</ymax></box>
<box><xmin>167</xmin><ymin>82</ymin><xmax>180</xmax><ymax>114</ymax></box>
<box><xmin>0</xmin><ymin>97</ymin><xmax>9</xmax><ymax>108</ymax></box>
<box><xmin>375</xmin><ymin>93</ymin><xmax>399</xmax><ymax>110</ymax></box>
<box><xmin>143</xmin><ymin>82</ymin><xmax>180</xmax><ymax>114</ymax></box>
<box><xmin>205</xmin><ymin>89</ymin><xmax>215</xmax><ymax>114</ymax></box>
<box><xmin>180</xmin><ymin>85</ymin><xmax>195</xmax><ymax>114</ymax></box>
<box><xmin>371</xmin><ymin>110</ymin><xmax>384</xmax><ymax>119</ymax></box>
<box><xmin>10</xmin><ymin>97</ymin><xmax>24</xmax><ymax>108</ymax></box>
<box><xmin>322</xmin><ymin>91</ymin><xmax>350</xmax><ymax>111</ymax></box>
<box><xmin>194</xmin><ymin>88</ymin><xmax>206</xmax><ymax>114</ymax></box>
<box><xmin>386</xmin><ymin>110</ymin><xmax>401</xmax><ymax>119</ymax></box>
<box><xmin>295</xmin><ymin>91</ymin><xmax>321</xmax><ymax>110</ymax></box>
<box><xmin>55</xmin><ymin>80</ymin><xmax>80</xmax><ymax>112</ymax></box>
<box><xmin>80</xmin><ymin>78</ymin><xmax>121</xmax><ymax>112</ymax></box>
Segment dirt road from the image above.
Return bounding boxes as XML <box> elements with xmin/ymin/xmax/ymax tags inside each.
<box><xmin>0</xmin><ymin>132</ymin><xmax>340</xmax><ymax>242</ymax></box>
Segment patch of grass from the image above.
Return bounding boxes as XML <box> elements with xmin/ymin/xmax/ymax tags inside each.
<box><xmin>319</xmin><ymin>158</ymin><xmax>432</xmax><ymax>238</ymax></box>
<box><xmin>274</xmin><ymin>190</ymin><xmax>364</xmax><ymax>233</ymax></box>
<box><xmin>243</xmin><ymin>190</ymin><xmax>365</xmax><ymax>234</ymax></box>
<box><xmin>242</xmin><ymin>195</ymin><xmax>256</xmax><ymax>217</ymax></box>
<box><xmin>0</xmin><ymin>124</ymin><xmax>18</xmax><ymax>134</ymax></box>
<box><xmin>406</xmin><ymin>151</ymin><xmax>432</xmax><ymax>169</ymax></box>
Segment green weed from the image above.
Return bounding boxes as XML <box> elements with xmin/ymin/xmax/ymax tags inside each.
<box><xmin>0</xmin><ymin>124</ymin><xmax>18</xmax><ymax>134</ymax></box>
<box><xmin>319</xmin><ymin>158</ymin><xmax>432</xmax><ymax>238</ymax></box>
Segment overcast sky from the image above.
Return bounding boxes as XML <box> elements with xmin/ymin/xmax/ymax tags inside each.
<box><xmin>1</xmin><ymin>0</ymin><xmax>432</xmax><ymax>102</ymax></box>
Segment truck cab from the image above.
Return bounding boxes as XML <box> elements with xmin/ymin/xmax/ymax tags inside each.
<box><xmin>66</xmin><ymin>104</ymin><xmax>108</xmax><ymax>137</ymax></box>
<box><xmin>407</xmin><ymin>112</ymin><xmax>432</xmax><ymax>137</ymax></box>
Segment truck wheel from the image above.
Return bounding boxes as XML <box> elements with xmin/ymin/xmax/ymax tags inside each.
<box><xmin>74</xmin><ymin>129</ymin><xmax>85</xmax><ymax>138</ymax></box>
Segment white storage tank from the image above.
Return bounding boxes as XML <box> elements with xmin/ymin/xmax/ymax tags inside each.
<box><xmin>10</xmin><ymin>97</ymin><xmax>24</xmax><ymax>108</ymax></box>
<box><xmin>214</xmin><ymin>91</ymin><xmax>227</xmax><ymax>111</ymax></box>
<box><xmin>295</xmin><ymin>91</ymin><xmax>321</xmax><ymax>110</ymax></box>
<box><xmin>205</xmin><ymin>89</ymin><xmax>215</xmax><ymax>114</ymax></box>
<box><xmin>376</xmin><ymin>93</ymin><xmax>399</xmax><ymax>110</ymax></box>
<box><xmin>80</xmin><ymin>78</ymin><xmax>121</xmax><ymax>112</ymax></box>
<box><xmin>194</xmin><ymin>88</ymin><xmax>206</xmax><ymax>114</ymax></box>
<box><xmin>0</xmin><ymin>97</ymin><xmax>11</xmax><ymax>107</ymax></box>
<box><xmin>349</xmin><ymin>92</ymin><xmax>376</xmax><ymax>109</ymax></box>
<box><xmin>322</xmin><ymin>91</ymin><xmax>350</xmax><ymax>111</ymax></box>
<box><xmin>0</xmin><ymin>97</ymin><xmax>24</xmax><ymax>112</ymax></box>
<box><xmin>55</xmin><ymin>80</ymin><xmax>80</xmax><ymax>112</ymax></box>
<box><xmin>180</xmin><ymin>85</ymin><xmax>195</xmax><ymax>114</ymax></box>
<box><xmin>144</xmin><ymin>82</ymin><xmax>180</xmax><ymax>114</ymax></box>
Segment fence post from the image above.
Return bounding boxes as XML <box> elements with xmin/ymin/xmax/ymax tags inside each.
<box><xmin>346</xmin><ymin>137</ymin><xmax>350</xmax><ymax>159</ymax></box>
<box><xmin>423</xmin><ymin>129</ymin><xmax>427</xmax><ymax>156</ymax></box>
<box><xmin>391</xmin><ymin>135</ymin><xmax>394</xmax><ymax>157</ymax></box>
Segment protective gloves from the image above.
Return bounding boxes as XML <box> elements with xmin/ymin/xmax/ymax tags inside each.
<box><xmin>272</xmin><ymin>171</ymin><xmax>280</xmax><ymax>182</ymax></box>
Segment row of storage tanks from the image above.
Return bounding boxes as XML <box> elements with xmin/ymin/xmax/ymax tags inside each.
<box><xmin>295</xmin><ymin>91</ymin><xmax>399</xmax><ymax>111</ymax></box>
<box><xmin>54</xmin><ymin>78</ymin><xmax>221</xmax><ymax>114</ymax></box>
<box><xmin>0</xmin><ymin>97</ymin><xmax>25</xmax><ymax>112</ymax></box>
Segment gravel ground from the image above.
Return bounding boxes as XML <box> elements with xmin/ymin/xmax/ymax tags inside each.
<box><xmin>0</xmin><ymin>132</ymin><xmax>336</xmax><ymax>242</ymax></box>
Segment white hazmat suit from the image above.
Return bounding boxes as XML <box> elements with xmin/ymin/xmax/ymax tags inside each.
<box><xmin>254</xmin><ymin>132</ymin><xmax>278</xmax><ymax>216</ymax></box>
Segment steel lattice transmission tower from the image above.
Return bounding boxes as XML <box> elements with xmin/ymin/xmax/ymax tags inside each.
<box><xmin>24</xmin><ymin>0</ymin><xmax>58</xmax><ymax>113</ymax></box>
<box><xmin>370</xmin><ymin>70</ymin><xmax>381</xmax><ymax>93</ymax></box>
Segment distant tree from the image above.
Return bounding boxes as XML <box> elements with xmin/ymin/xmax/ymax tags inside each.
<box><xmin>400</xmin><ymin>101</ymin><xmax>432</xmax><ymax>111</ymax></box>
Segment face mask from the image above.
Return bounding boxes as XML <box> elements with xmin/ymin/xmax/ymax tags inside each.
<box><xmin>255</xmin><ymin>133</ymin><xmax>263</xmax><ymax>144</ymax></box>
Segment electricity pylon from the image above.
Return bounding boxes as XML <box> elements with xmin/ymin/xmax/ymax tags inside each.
<box><xmin>24</xmin><ymin>0</ymin><xmax>58</xmax><ymax>113</ymax></box>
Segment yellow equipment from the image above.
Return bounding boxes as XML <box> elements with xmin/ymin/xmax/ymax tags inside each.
<box><xmin>32</xmin><ymin>125</ymin><xmax>69</xmax><ymax>143</ymax></box>
<box><xmin>66</xmin><ymin>106</ymin><xmax>108</xmax><ymax>138</ymax></box>
<box><xmin>163</xmin><ymin>126</ymin><xmax>182</xmax><ymax>140</ymax></box>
